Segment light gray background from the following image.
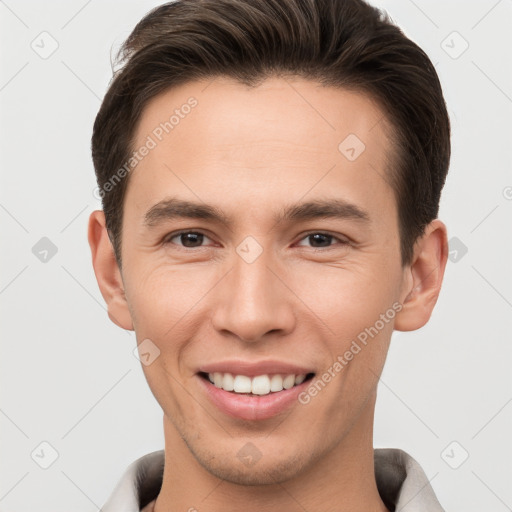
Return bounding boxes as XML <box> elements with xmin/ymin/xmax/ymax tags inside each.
<box><xmin>1</xmin><ymin>0</ymin><xmax>511</xmax><ymax>511</ymax></box>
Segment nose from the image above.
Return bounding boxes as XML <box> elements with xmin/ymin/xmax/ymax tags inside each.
<box><xmin>211</xmin><ymin>247</ymin><xmax>296</xmax><ymax>343</ymax></box>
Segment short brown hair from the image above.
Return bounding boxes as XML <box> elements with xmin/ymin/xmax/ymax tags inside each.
<box><xmin>91</xmin><ymin>0</ymin><xmax>450</xmax><ymax>268</ymax></box>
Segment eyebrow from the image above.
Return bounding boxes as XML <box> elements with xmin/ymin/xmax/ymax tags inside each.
<box><xmin>143</xmin><ymin>197</ymin><xmax>371</xmax><ymax>229</ymax></box>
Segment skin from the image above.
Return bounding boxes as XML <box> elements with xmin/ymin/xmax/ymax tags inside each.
<box><xmin>88</xmin><ymin>76</ymin><xmax>448</xmax><ymax>512</ymax></box>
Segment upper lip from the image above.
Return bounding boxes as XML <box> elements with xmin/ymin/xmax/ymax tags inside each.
<box><xmin>197</xmin><ymin>359</ymin><xmax>315</xmax><ymax>377</ymax></box>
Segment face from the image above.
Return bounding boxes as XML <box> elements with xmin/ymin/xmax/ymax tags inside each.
<box><xmin>107</xmin><ymin>77</ymin><xmax>416</xmax><ymax>484</ymax></box>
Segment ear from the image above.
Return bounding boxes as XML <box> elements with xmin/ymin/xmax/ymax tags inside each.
<box><xmin>87</xmin><ymin>210</ymin><xmax>134</xmax><ymax>331</ymax></box>
<box><xmin>394</xmin><ymin>219</ymin><xmax>448</xmax><ymax>331</ymax></box>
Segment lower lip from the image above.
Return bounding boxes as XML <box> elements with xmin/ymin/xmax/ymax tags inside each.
<box><xmin>197</xmin><ymin>374</ymin><xmax>312</xmax><ymax>421</ymax></box>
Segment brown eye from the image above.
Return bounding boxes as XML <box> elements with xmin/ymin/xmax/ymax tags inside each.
<box><xmin>307</xmin><ymin>233</ymin><xmax>333</xmax><ymax>248</ymax></box>
<box><xmin>164</xmin><ymin>231</ymin><xmax>212</xmax><ymax>248</ymax></box>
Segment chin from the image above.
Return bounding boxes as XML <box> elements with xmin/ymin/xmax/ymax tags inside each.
<box><xmin>202</xmin><ymin>459</ymin><xmax>306</xmax><ymax>486</ymax></box>
<box><xmin>185</xmin><ymin>437</ymin><xmax>310</xmax><ymax>486</ymax></box>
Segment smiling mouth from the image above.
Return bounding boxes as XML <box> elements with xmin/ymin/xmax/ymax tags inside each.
<box><xmin>199</xmin><ymin>371</ymin><xmax>315</xmax><ymax>396</ymax></box>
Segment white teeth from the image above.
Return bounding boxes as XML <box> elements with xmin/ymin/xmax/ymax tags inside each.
<box><xmin>207</xmin><ymin>372</ymin><xmax>308</xmax><ymax>394</ymax></box>
<box><xmin>213</xmin><ymin>372</ymin><xmax>223</xmax><ymax>388</ymax></box>
<box><xmin>294</xmin><ymin>374</ymin><xmax>306</xmax><ymax>385</ymax></box>
<box><xmin>222</xmin><ymin>372</ymin><xmax>234</xmax><ymax>391</ymax></box>
<box><xmin>269</xmin><ymin>374</ymin><xmax>283</xmax><ymax>392</ymax></box>
<box><xmin>283</xmin><ymin>374</ymin><xmax>295</xmax><ymax>389</ymax></box>
<box><xmin>251</xmin><ymin>375</ymin><xmax>271</xmax><ymax>395</ymax></box>
<box><xmin>233</xmin><ymin>375</ymin><xmax>252</xmax><ymax>393</ymax></box>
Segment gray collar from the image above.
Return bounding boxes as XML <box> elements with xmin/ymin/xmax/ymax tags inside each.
<box><xmin>101</xmin><ymin>448</ymin><xmax>444</xmax><ymax>511</ymax></box>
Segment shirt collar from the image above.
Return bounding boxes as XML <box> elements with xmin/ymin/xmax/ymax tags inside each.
<box><xmin>101</xmin><ymin>448</ymin><xmax>444</xmax><ymax>511</ymax></box>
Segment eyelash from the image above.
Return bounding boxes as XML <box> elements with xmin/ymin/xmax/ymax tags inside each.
<box><xmin>162</xmin><ymin>230</ymin><xmax>350</xmax><ymax>250</ymax></box>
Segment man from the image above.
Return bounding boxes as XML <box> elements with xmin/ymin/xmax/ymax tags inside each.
<box><xmin>88</xmin><ymin>0</ymin><xmax>450</xmax><ymax>510</ymax></box>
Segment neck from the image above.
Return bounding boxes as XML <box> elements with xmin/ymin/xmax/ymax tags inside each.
<box><xmin>154</xmin><ymin>392</ymin><xmax>388</xmax><ymax>512</ymax></box>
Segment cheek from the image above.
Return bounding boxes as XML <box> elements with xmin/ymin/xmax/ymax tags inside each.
<box><xmin>287</xmin><ymin>259</ymin><xmax>399</xmax><ymax>341</ymax></box>
<box><xmin>290</xmin><ymin>260</ymin><xmax>397</xmax><ymax>413</ymax></box>
<box><xmin>127</xmin><ymin>266</ymin><xmax>206</xmax><ymax>417</ymax></box>
<box><xmin>125</xmin><ymin>262</ymin><xmax>213</xmax><ymax>339</ymax></box>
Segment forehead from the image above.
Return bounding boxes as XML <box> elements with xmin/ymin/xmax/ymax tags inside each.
<box><xmin>132</xmin><ymin>75</ymin><xmax>391</xmax><ymax>154</ymax></box>
<box><xmin>126</xmin><ymin>76</ymin><xmax>396</xmax><ymax>227</ymax></box>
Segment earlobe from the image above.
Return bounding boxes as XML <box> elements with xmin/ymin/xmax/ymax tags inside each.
<box><xmin>87</xmin><ymin>210</ymin><xmax>134</xmax><ymax>331</ymax></box>
<box><xmin>394</xmin><ymin>219</ymin><xmax>449</xmax><ymax>332</ymax></box>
